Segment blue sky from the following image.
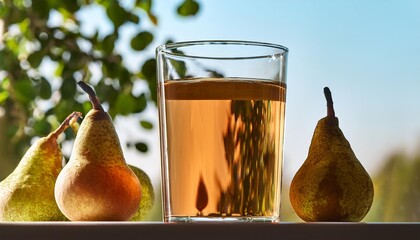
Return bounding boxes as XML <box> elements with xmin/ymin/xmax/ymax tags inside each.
<box><xmin>75</xmin><ymin>0</ymin><xmax>420</xmax><ymax>189</ymax></box>
<box><xmin>149</xmin><ymin>0</ymin><xmax>420</xmax><ymax>180</ymax></box>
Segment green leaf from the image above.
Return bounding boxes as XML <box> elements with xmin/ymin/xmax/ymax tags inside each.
<box><xmin>128</xmin><ymin>13</ymin><xmax>140</xmax><ymax>24</ymax></box>
<box><xmin>13</xmin><ymin>79</ymin><xmax>37</xmax><ymax>104</ymax></box>
<box><xmin>141</xmin><ymin>58</ymin><xmax>156</xmax><ymax>80</ymax></box>
<box><xmin>141</xmin><ymin>59</ymin><xmax>157</xmax><ymax>103</ymax></box>
<box><xmin>0</xmin><ymin>50</ymin><xmax>6</xmax><ymax>70</ymax></box>
<box><xmin>118</xmin><ymin>68</ymin><xmax>131</xmax><ymax>86</ymax></box>
<box><xmin>170</xmin><ymin>59</ymin><xmax>187</xmax><ymax>78</ymax></box>
<box><xmin>39</xmin><ymin>77</ymin><xmax>52</xmax><ymax>99</ymax></box>
<box><xmin>19</xmin><ymin>19</ymin><xmax>32</xmax><ymax>39</ymax></box>
<box><xmin>0</xmin><ymin>2</ymin><xmax>6</xmax><ymax>17</ymax></box>
<box><xmin>54</xmin><ymin>62</ymin><xmax>65</xmax><ymax>77</ymax></box>
<box><xmin>148</xmin><ymin>82</ymin><xmax>157</xmax><ymax>103</ymax></box>
<box><xmin>134</xmin><ymin>142</ymin><xmax>148</xmax><ymax>153</ymax></box>
<box><xmin>136</xmin><ymin>0</ymin><xmax>157</xmax><ymax>25</ymax></box>
<box><xmin>0</xmin><ymin>91</ymin><xmax>9</xmax><ymax>104</ymax></box>
<box><xmin>136</xmin><ymin>0</ymin><xmax>152</xmax><ymax>11</ymax></box>
<box><xmin>96</xmin><ymin>81</ymin><xmax>118</xmax><ymax>104</ymax></box>
<box><xmin>32</xmin><ymin>118</ymin><xmax>52</xmax><ymax>136</ymax></box>
<box><xmin>53</xmin><ymin>101</ymin><xmax>72</xmax><ymax>122</ymax></box>
<box><xmin>140</xmin><ymin>120</ymin><xmax>153</xmax><ymax>130</ymax></box>
<box><xmin>60</xmin><ymin>78</ymin><xmax>77</xmax><ymax>99</ymax></box>
<box><xmin>5</xmin><ymin>38</ymin><xmax>20</xmax><ymax>55</ymax></box>
<box><xmin>32</xmin><ymin>0</ymin><xmax>50</xmax><ymax>20</ymax></box>
<box><xmin>106</xmin><ymin>2</ymin><xmax>128</xmax><ymax>29</ymax></box>
<box><xmin>62</xmin><ymin>1</ymin><xmax>80</xmax><ymax>14</ymax></box>
<box><xmin>68</xmin><ymin>52</ymin><xmax>87</xmax><ymax>70</ymax></box>
<box><xmin>133</xmin><ymin>93</ymin><xmax>147</xmax><ymax>113</ymax></box>
<box><xmin>177</xmin><ymin>0</ymin><xmax>199</xmax><ymax>17</ymax></box>
<box><xmin>82</xmin><ymin>101</ymin><xmax>92</xmax><ymax>114</ymax></box>
<box><xmin>101</xmin><ymin>34</ymin><xmax>117</xmax><ymax>54</ymax></box>
<box><xmin>115</xmin><ymin>93</ymin><xmax>135</xmax><ymax>116</ymax></box>
<box><xmin>5</xmin><ymin>8</ymin><xmax>26</xmax><ymax>24</ymax></box>
<box><xmin>6</xmin><ymin>125</ymin><xmax>19</xmax><ymax>140</ymax></box>
<box><xmin>103</xmin><ymin>56</ymin><xmax>122</xmax><ymax>79</ymax></box>
<box><xmin>130</xmin><ymin>31</ymin><xmax>154</xmax><ymax>51</ymax></box>
<box><xmin>27</xmin><ymin>51</ymin><xmax>44</xmax><ymax>68</ymax></box>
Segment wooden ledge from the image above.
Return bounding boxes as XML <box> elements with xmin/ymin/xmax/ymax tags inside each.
<box><xmin>1</xmin><ymin>222</ymin><xmax>419</xmax><ymax>240</ymax></box>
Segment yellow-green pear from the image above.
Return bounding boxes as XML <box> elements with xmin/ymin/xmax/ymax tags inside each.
<box><xmin>54</xmin><ymin>81</ymin><xmax>141</xmax><ymax>221</ymax></box>
<box><xmin>289</xmin><ymin>87</ymin><xmax>374</xmax><ymax>222</ymax></box>
<box><xmin>0</xmin><ymin>112</ymin><xmax>82</xmax><ymax>221</ymax></box>
<box><xmin>128</xmin><ymin>165</ymin><xmax>155</xmax><ymax>221</ymax></box>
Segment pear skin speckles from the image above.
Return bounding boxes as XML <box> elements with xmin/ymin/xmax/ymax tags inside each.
<box><xmin>289</xmin><ymin>87</ymin><xmax>374</xmax><ymax>222</ymax></box>
<box><xmin>0</xmin><ymin>112</ymin><xmax>81</xmax><ymax>221</ymax></box>
<box><xmin>54</xmin><ymin>81</ymin><xmax>142</xmax><ymax>221</ymax></box>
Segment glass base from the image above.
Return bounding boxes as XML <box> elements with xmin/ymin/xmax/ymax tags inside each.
<box><xmin>166</xmin><ymin>216</ymin><xmax>279</xmax><ymax>223</ymax></box>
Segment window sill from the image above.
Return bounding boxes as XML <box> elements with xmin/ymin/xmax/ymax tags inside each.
<box><xmin>1</xmin><ymin>222</ymin><xmax>418</xmax><ymax>240</ymax></box>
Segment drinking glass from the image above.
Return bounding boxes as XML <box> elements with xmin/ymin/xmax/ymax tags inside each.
<box><xmin>156</xmin><ymin>40</ymin><xmax>288</xmax><ymax>222</ymax></box>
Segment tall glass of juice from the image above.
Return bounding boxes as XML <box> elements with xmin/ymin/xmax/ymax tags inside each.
<box><xmin>157</xmin><ymin>40</ymin><xmax>288</xmax><ymax>222</ymax></box>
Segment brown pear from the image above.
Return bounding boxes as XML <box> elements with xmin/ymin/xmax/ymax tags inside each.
<box><xmin>289</xmin><ymin>87</ymin><xmax>374</xmax><ymax>222</ymax></box>
<box><xmin>54</xmin><ymin>81</ymin><xmax>141</xmax><ymax>221</ymax></box>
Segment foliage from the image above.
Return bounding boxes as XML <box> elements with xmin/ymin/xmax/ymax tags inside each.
<box><xmin>218</xmin><ymin>100</ymin><xmax>277</xmax><ymax>216</ymax></box>
<box><xmin>0</xmin><ymin>0</ymin><xmax>200</xmax><ymax>179</ymax></box>
<box><xmin>365</xmin><ymin>152</ymin><xmax>420</xmax><ymax>222</ymax></box>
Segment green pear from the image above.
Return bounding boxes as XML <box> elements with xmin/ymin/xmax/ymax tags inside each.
<box><xmin>128</xmin><ymin>165</ymin><xmax>155</xmax><ymax>221</ymax></box>
<box><xmin>289</xmin><ymin>87</ymin><xmax>374</xmax><ymax>222</ymax></box>
<box><xmin>54</xmin><ymin>81</ymin><xmax>141</xmax><ymax>221</ymax></box>
<box><xmin>0</xmin><ymin>112</ymin><xmax>82</xmax><ymax>221</ymax></box>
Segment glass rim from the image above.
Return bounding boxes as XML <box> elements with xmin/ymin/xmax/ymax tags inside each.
<box><xmin>156</xmin><ymin>40</ymin><xmax>289</xmax><ymax>60</ymax></box>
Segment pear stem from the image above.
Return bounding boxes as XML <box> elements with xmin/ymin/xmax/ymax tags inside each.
<box><xmin>324</xmin><ymin>87</ymin><xmax>335</xmax><ymax>117</ymax></box>
<box><xmin>77</xmin><ymin>81</ymin><xmax>104</xmax><ymax>111</ymax></box>
<box><xmin>50</xmin><ymin>111</ymin><xmax>83</xmax><ymax>139</ymax></box>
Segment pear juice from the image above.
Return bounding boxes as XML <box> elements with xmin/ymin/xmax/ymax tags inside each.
<box><xmin>160</xmin><ymin>78</ymin><xmax>286</xmax><ymax>222</ymax></box>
